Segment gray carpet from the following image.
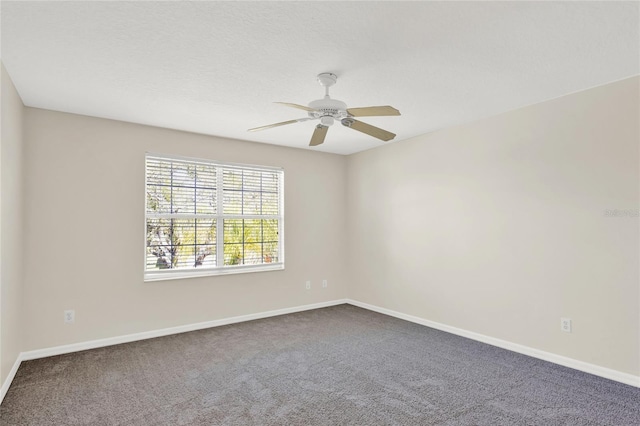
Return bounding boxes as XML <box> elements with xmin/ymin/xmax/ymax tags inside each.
<box><xmin>1</xmin><ymin>304</ymin><xmax>639</xmax><ymax>425</ymax></box>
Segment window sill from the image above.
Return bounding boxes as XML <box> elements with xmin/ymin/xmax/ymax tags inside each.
<box><xmin>144</xmin><ymin>263</ymin><xmax>284</xmax><ymax>282</ymax></box>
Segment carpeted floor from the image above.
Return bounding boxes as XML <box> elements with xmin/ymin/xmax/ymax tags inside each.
<box><xmin>1</xmin><ymin>304</ymin><xmax>639</xmax><ymax>425</ymax></box>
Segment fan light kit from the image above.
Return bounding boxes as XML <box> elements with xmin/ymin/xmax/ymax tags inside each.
<box><xmin>249</xmin><ymin>73</ymin><xmax>400</xmax><ymax>147</ymax></box>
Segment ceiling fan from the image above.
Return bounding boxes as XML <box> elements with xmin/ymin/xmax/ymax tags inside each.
<box><xmin>248</xmin><ymin>73</ymin><xmax>400</xmax><ymax>147</ymax></box>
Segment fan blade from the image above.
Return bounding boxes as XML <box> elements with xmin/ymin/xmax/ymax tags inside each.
<box><xmin>342</xmin><ymin>118</ymin><xmax>396</xmax><ymax>141</ymax></box>
<box><xmin>309</xmin><ymin>125</ymin><xmax>329</xmax><ymax>146</ymax></box>
<box><xmin>347</xmin><ymin>106</ymin><xmax>400</xmax><ymax>117</ymax></box>
<box><xmin>248</xmin><ymin>117</ymin><xmax>313</xmax><ymax>132</ymax></box>
<box><xmin>275</xmin><ymin>102</ymin><xmax>317</xmax><ymax>112</ymax></box>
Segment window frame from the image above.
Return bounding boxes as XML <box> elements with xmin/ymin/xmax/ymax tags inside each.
<box><xmin>144</xmin><ymin>153</ymin><xmax>285</xmax><ymax>282</ymax></box>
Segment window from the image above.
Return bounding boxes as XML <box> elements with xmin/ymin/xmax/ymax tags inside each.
<box><xmin>145</xmin><ymin>154</ymin><xmax>284</xmax><ymax>281</ymax></box>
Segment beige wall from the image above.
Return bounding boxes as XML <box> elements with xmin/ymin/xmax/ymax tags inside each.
<box><xmin>1</xmin><ymin>63</ymin><xmax>25</xmax><ymax>384</ymax></box>
<box><xmin>347</xmin><ymin>77</ymin><xmax>640</xmax><ymax>375</ymax></box>
<box><xmin>22</xmin><ymin>108</ymin><xmax>348</xmax><ymax>350</ymax></box>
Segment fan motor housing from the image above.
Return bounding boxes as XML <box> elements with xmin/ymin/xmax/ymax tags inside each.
<box><xmin>308</xmin><ymin>98</ymin><xmax>348</xmax><ymax>124</ymax></box>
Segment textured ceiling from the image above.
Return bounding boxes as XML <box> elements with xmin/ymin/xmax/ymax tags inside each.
<box><xmin>1</xmin><ymin>1</ymin><xmax>638</xmax><ymax>155</ymax></box>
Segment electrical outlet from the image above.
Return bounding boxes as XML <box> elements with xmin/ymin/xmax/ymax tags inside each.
<box><xmin>322</xmin><ymin>279</ymin><xmax>328</xmax><ymax>288</ymax></box>
<box><xmin>64</xmin><ymin>310</ymin><xmax>75</xmax><ymax>324</ymax></box>
<box><xmin>561</xmin><ymin>317</ymin><xmax>571</xmax><ymax>333</ymax></box>
<box><xmin>305</xmin><ymin>280</ymin><xmax>311</xmax><ymax>290</ymax></box>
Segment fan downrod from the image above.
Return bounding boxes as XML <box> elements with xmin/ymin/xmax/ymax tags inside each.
<box><xmin>308</xmin><ymin>73</ymin><xmax>347</xmax><ymax>123</ymax></box>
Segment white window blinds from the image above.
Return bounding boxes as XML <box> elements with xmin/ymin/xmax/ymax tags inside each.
<box><xmin>145</xmin><ymin>154</ymin><xmax>284</xmax><ymax>280</ymax></box>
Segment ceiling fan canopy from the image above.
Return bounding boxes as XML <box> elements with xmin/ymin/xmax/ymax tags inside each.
<box><xmin>249</xmin><ymin>73</ymin><xmax>400</xmax><ymax>147</ymax></box>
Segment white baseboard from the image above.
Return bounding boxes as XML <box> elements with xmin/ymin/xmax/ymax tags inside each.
<box><xmin>0</xmin><ymin>353</ymin><xmax>23</xmax><ymax>405</ymax></box>
<box><xmin>21</xmin><ymin>299</ymin><xmax>349</xmax><ymax>361</ymax></box>
<box><xmin>346</xmin><ymin>299</ymin><xmax>640</xmax><ymax>388</ymax></box>
<box><xmin>2</xmin><ymin>296</ymin><xmax>637</xmax><ymax>406</ymax></box>
<box><xmin>1</xmin><ymin>298</ymin><xmax>348</xmax><ymax>404</ymax></box>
